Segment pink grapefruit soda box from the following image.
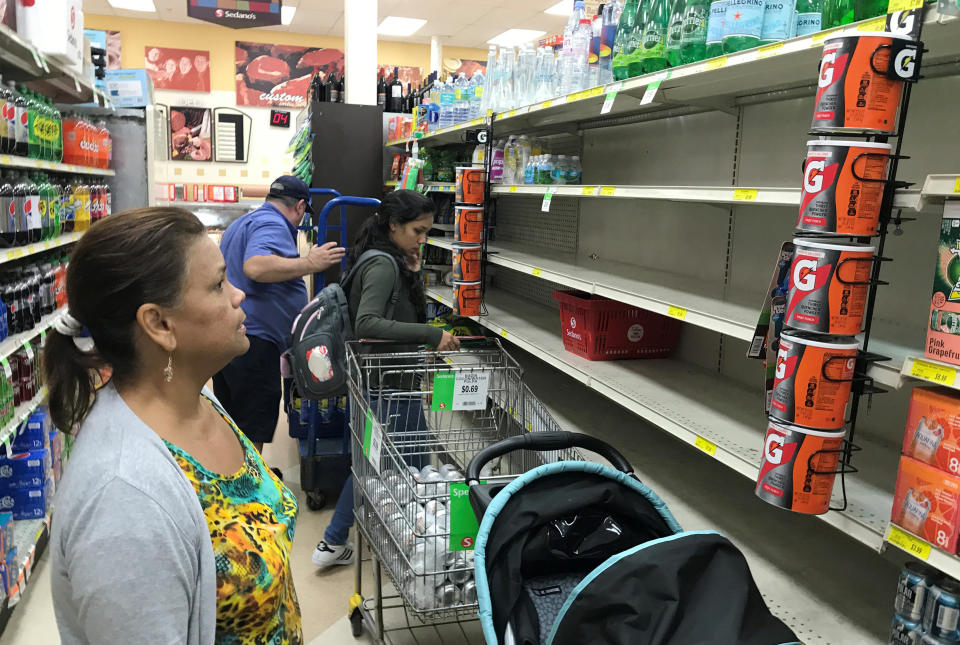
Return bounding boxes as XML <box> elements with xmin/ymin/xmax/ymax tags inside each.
<box><xmin>903</xmin><ymin>387</ymin><xmax>960</xmax><ymax>476</ymax></box>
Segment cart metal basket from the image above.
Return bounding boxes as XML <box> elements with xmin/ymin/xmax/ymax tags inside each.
<box><xmin>345</xmin><ymin>338</ymin><xmax>582</xmax><ymax>644</ymax></box>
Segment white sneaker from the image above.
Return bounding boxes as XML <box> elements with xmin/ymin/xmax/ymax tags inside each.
<box><xmin>312</xmin><ymin>540</ymin><xmax>355</xmax><ymax>569</ymax></box>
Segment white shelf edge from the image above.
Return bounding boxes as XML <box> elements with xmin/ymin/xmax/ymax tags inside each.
<box><xmin>0</xmin><ymin>386</ymin><xmax>49</xmax><ymax>449</ymax></box>
<box><xmin>0</xmin><ymin>154</ymin><xmax>116</xmax><ymax>177</ymax></box>
<box><xmin>0</xmin><ymin>232</ymin><xmax>82</xmax><ymax>267</ymax></box>
<box><xmin>427</xmin><ymin>286</ymin><xmax>907</xmax><ymax>562</ymax></box>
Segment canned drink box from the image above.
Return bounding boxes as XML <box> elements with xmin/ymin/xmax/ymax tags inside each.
<box><xmin>903</xmin><ymin>387</ymin><xmax>960</xmax><ymax>477</ymax></box>
<box><xmin>892</xmin><ymin>456</ymin><xmax>960</xmax><ymax>554</ymax></box>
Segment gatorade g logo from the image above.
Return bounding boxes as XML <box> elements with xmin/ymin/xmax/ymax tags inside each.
<box><xmin>800</xmin><ymin>157</ymin><xmax>838</xmax><ymax>215</ymax></box>
<box><xmin>775</xmin><ymin>343</ymin><xmax>797</xmax><ymax>381</ymax></box>
<box><xmin>894</xmin><ymin>45</ymin><xmax>918</xmax><ymax>81</ymax></box>
<box><xmin>815</xmin><ymin>47</ymin><xmax>849</xmax><ymax>113</ymax></box>
<box><xmin>793</xmin><ymin>257</ymin><xmax>820</xmax><ymax>292</ymax></box>
<box><xmin>764</xmin><ymin>431</ymin><xmax>785</xmax><ymax>465</ymax></box>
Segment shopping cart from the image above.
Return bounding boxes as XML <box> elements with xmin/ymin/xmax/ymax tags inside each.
<box><xmin>345</xmin><ymin>338</ymin><xmax>583</xmax><ymax>644</ymax></box>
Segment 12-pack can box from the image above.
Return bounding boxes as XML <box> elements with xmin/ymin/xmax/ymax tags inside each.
<box><xmin>903</xmin><ymin>387</ymin><xmax>960</xmax><ymax>476</ymax></box>
<box><xmin>925</xmin><ymin>203</ymin><xmax>960</xmax><ymax>367</ymax></box>
<box><xmin>11</xmin><ymin>409</ymin><xmax>51</xmax><ymax>453</ymax></box>
<box><xmin>0</xmin><ymin>449</ymin><xmax>51</xmax><ymax>490</ymax></box>
<box><xmin>0</xmin><ymin>478</ymin><xmax>52</xmax><ymax>520</ymax></box>
<box><xmin>892</xmin><ymin>456</ymin><xmax>960</xmax><ymax>554</ymax></box>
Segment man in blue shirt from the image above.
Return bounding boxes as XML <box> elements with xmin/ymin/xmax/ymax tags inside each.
<box><xmin>214</xmin><ymin>175</ymin><xmax>345</xmax><ymax>463</ymax></box>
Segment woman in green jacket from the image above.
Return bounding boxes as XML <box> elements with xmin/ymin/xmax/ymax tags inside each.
<box><xmin>312</xmin><ymin>190</ymin><xmax>459</xmax><ymax>569</ymax></box>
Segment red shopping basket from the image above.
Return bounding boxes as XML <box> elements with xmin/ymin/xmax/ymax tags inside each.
<box><xmin>553</xmin><ymin>290</ymin><xmax>681</xmax><ymax>360</ymax></box>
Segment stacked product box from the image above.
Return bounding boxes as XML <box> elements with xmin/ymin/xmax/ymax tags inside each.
<box><xmin>892</xmin><ymin>387</ymin><xmax>960</xmax><ymax>554</ymax></box>
<box><xmin>0</xmin><ymin>408</ymin><xmax>54</xmax><ymax>521</ymax></box>
<box><xmin>0</xmin><ymin>512</ymin><xmax>11</xmax><ymax>596</ymax></box>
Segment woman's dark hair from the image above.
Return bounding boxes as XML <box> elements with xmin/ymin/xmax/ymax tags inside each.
<box><xmin>350</xmin><ymin>190</ymin><xmax>437</xmax><ymax>320</ymax></box>
<box><xmin>45</xmin><ymin>207</ymin><xmax>206</xmax><ymax>430</ymax></box>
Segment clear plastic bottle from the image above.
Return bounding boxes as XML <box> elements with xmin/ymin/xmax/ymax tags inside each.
<box><xmin>439</xmin><ymin>78</ymin><xmax>455</xmax><ymax>129</ymax></box>
<box><xmin>496</xmin><ymin>48</ymin><xmax>516</xmax><ymax>111</ymax></box>
<box><xmin>523</xmin><ymin>156</ymin><xmax>538</xmax><ymax>185</ymax></box>
<box><xmin>453</xmin><ymin>74</ymin><xmax>469</xmax><ymax>124</ymax></box>
<box><xmin>567</xmin><ymin>156</ymin><xmax>583</xmax><ymax>184</ymax></box>
<box><xmin>588</xmin><ymin>11</ymin><xmax>603</xmax><ymax>90</ymax></box>
<box><xmin>562</xmin><ymin>18</ymin><xmax>593</xmax><ymax>95</ymax></box>
<box><xmin>428</xmin><ymin>82</ymin><xmax>442</xmax><ymax>132</ymax></box>
<box><xmin>552</xmin><ymin>155</ymin><xmax>569</xmax><ymax>185</ymax></box>
<box><xmin>480</xmin><ymin>45</ymin><xmax>498</xmax><ymax>115</ymax></box>
<box><xmin>560</xmin><ymin>1</ymin><xmax>588</xmax><ymax>93</ymax></box>
<box><xmin>516</xmin><ymin>44</ymin><xmax>537</xmax><ymax>107</ymax></box>
<box><xmin>536</xmin><ymin>155</ymin><xmax>555</xmax><ymax>185</ymax></box>
<box><xmin>599</xmin><ymin>2</ymin><xmax>623</xmax><ymax>86</ymax></box>
<box><xmin>470</xmin><ymin>71</ymin><xmax>485</xmax><ymax>119</ymax></box>
<box><xmin>534</xmin><ymin>47</ymin><xmax>556</xmax><ymax>102</ymax></box>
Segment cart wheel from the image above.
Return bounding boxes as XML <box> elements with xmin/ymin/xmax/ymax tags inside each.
<box><xmin>350</xmin><ymin>608</ymin><xmax>363</xmax><ymax>638</ymax></box>
<box><xmin>306</xmin><ymin>491</ymin><xmax>326</xmax><ymax>511</ymax></box>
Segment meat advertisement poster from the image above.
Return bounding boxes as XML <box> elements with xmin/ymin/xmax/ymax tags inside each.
<box><xmin>454</xmin><ymin>59</ymin><xmax>486</xmax><ymax>78</ymax></box>
<box><xmin>378</xmin><ymin>65</ymin><xmax>422</xmax><ymax>89</ymax></box>
<box><xmin>170</xmin><ymin>107</ymin><xmax>213</xmax><ymax>161</ymax></box>
<box><xmin>236</xmin><ymin>41</ymin><xmax>343</xmax><ymax>108</ymax></box>
<box><xmin>145</xmin><ymin>46</ymin><xmax>211</xmax><ymax>92</ymax></box>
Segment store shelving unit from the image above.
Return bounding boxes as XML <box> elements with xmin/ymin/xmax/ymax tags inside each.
<box><xmin>0</xmin><ymin>310</ymin><xmax>63</xmax><ymax>364</ymax></box>
<box><xmin>0</xmin><ymin>154</ymin><xmax>115</xmax><ymax>178</ymax></box>
<box><xmin>0</xmin><ymin>25</ymin><xmax>110</xmax><ymax>107</ymax></box>
<box><xmin>0</xmin><ymin>232</ymin><xmax>82</xmax><ymax>267</ymax></box>
<box><xmin>0</xmin><ymin>386</ymin><xmax>50</xmax><ymax>449</ymax></box>
<box><xmin>0</xmin><ymin>509</ymin><xmax>53</xmax><ymax>633</ymax></box>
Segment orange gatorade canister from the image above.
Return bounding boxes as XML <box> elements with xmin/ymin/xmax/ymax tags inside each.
<box><xmin>452</xmin><ymin>245</ymin><xmax>482</xmax><ymax>283</ymax></box>
<box><xmin>755</xmin><ymin>419</ymin><xmax>846</xmax><ymax>515</ymax></box>
<box><xmin>812</xmin><ymin>32</ymin><xmax>913</xmax><ymax>134</ymax></box>
<box><xmin>455</xmin><ymin>206</ymin><xmax>484</xmax><ymax>244</ymax></box>
<box><xmin>786</xmin><ymin>239</ymin><xmax>875</xmax><ymax>336</ymax></box>
<box><xmin>798</xmin><ymin>140</ymin><xmax>891</xmax><ymax>236</ymax></box>
<box><xmin>770</xmin><ymin>331</ymin><xmax>858</xmax><ymax>431</ymax></box>
<box><xmin>455</xmin><ymin>166</ymin><xmax>485</xmax><ymax>205</ymax></box>
<box><xmin>453</xmin><ymin>281</ymin><xmax>482</xmax><ymax>317</ymax></box>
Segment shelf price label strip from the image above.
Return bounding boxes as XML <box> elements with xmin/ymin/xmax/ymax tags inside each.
<box><xmin>909</xmin><ymin>359</ymin><xmax>957</xmax><ymax>386</ymax></box>
<box><xmin>886</xmin><ymin>524</ymin><xmax>932</xmax><ymax>560</ymax></box>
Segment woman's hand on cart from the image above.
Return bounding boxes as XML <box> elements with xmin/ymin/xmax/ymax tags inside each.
<box><xmin>437</xmin><ymin>331</ymin><xmax>461</xmax><ymax>352</ymax></box>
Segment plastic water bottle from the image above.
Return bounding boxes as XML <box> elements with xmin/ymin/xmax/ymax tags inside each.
<box><xmin>439</xmin><ymin>78</ymin><xmax>455</xmax><ymax>129</ymax></box>
<box><xmin>515</xmin><ymin>44</ymin><xmax>537</xmax><ymax>107</ymax></box>
<box><xmin>599</xmin><ymin>2</ymin><xmax>622</xmax><ymax>86</ymax></box>
<box><xmin>428</xmin><ymin>82</ymin><xmax>441</xmax><ymax>132</ymax></box>
<box><xmin>566</xmin><ymin>156</ymin><xmax>583</xmax><ymax>184</ymax></box>
<box><xmin>613</xmin><ymin>0</ymin><xmax>640</xmax><ymax>80</ymax></box>
<box><xmin>681</xmin><ymin>0</ymin><xmax>710</xmax><ymax>64</ymax></box>
<box><xmin>666</xmin><ymin>0</ymin><xmax>686</xmax><ymax>67</ymax></box>
<box><xmin>588</xmin><ymin>11</ymin><xmax>603</xmax><ymax>89</ymax></box>
<box><xmin>503</xmin><ymin>136</ymin><xmax>520</xmax><ymax>185</ymax></box>
<box><xmin>496</xmin><ymin>48</ymin><xmax>516</xmax><ymax>111</ymax></box>
<box><xmin>535</xmin><ymin>47</ymin><xmax>557</xmax><ymax>102</ymax></box>
<box><xmin>794</xmin><ymin>0</ymin><xmax>823</xmax><ymax>35</ymax></box>
<box><xmin>523</xmin><ymin>156</ymin><xmax>537</xmax><ymax>185</ymax></box>
<box><xmin>560</xmin><ymin>1</ymin><xmax>587</xmax><ymax>91</ymax></box>
<box><xmin>480</xmin><ymin>45</ymin><xmax>497</xmax><ymax>115</ymax></box>
<box><xmin>453</xmin><ymin>74</ymin><xmax>469</xmax><ymax>124</ymax></box>
<box><xmin>760</xmin><ymin>0</ymin><xmax>796</xmax><ymax>44</ymax></box>
<box><xmin>723</xmin><ymin>0</ymin><xmax>766</xmax><ymax>53</ymax></box>
<box><xmin>551</xmin><ymin>156</ymin><xmax>568</xmax><ymax>185</ymax></box>
<box><xmin>562</xmin><ymin>18</ymin><xmax>593</xmax><ymax>95</ymax></box>
<box><xmin>706</xmin><ymin>0</ymin><xmax>729</xmax><ymax>59</ymax></box>
<box><xmin>641</xmin><ymin>0</ymin><xmax>671</xmax><ymax>73</ymax></box>
<box><xmin>470</xmin><ymin>72</ymin><xmax>484</xmax><ymax>119</ymax></box>
<box><xmin>536</xmin><ymin>156</ymin><xmax>554</xmax><ymax>185</ymax></box>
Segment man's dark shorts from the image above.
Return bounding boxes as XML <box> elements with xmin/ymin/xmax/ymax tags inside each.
<box><xmin>213</xmin><ymin>335</ymin><xmax>282</xmax><ymax>444</ymax></box>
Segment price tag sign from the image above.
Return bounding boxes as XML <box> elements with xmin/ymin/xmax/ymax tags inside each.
<box><xmin>541</xmin><ymin>190</ymin><xmax>554</xmax><ymax>213</ymax></box>
<box><xmin>953</xmin><ymin>177</ymin><xmax>960</xmax><ymax>194</ymax></box>
<box><xmin>432</xmin><ymin>370</ymin><xmax>491</xmax><ymax>411</ymax></box>
<box><xmin>449</xmin><ymin>482</ymin><xmax>483</xmax><ymax>551</ymax></box>
<box><xmin>640</xmin><ymin>80</ymin><xmax>662</xmax><ymax>106</ymax></box>
<box><xmin>706</xmin><ymin>56</ymin><xmax>728</xmax><ymax>70</ymax></box>
<box><xmin>509</xmin><ymin>186</ymin><xmax>518</xmax><ymax>193</ymax></box>
<box><xmin>667</xmin><ymin>305</ymin><xmax>688</xmax><ymax>320</ymax></box>
<box><xmin>362</xmin><ymin>410</ymin><xmax>383</xmax><ymax>474</ymax></box>
<box><xmin>499</xmin><ymin>328</ymin><xmax>509</xmax><ymax>339</ymax></box>
<box><xmin>601</xmin><ymin>91</ymin><xmax>618</xmax><ymax>114</ymax></box>
<box><xmin>758</xmin><ymin>42</ymin><xmax>784</xmax><ymax>58</ymax></box>
<box><xmin>886</xmin><ymin>524</ymin><xmax>932</xmax><ymax>560</ymax></box>
<box><xmin>888</xmin><ymin>0</ymin><xmax>922</xmax><ymax>11</ymax></box>
<box><xmin>857</xmin><ymin>17</ymin><xmax>887</xmax><ymax>31</ymax></box>
<box><xmin>811</xmin><ymin>29</ymin><xmax>839</xmax><ymax>44</ymax></box>
<box><xmin>0</xmin><ymin>157</ymin><xmax>9</xmax><ymax>165</ymax></box>
<box><xmin>695</xmin><ymin>435</ymin><xmax>718</xmax><ymax>456</ymax></box>
<box><xmin>734</xmin><ymin>188</ymin><xmax>759</xmax><ymax>201</ymax></box>
<box><xmin>541</xmin><ymin>100</ymin><xmax>552</xmax><ymax>109</ymax></box>
<box><xmin>22</xmin><ymin>341</ymin><xmax>33</xmax><ymax>361</ymax></box>
<box><xmin>532</xmin><ymin>268</ymin><xmax>543</xmax><ymax>277</ymax></box>
<box><xmin>600</xmin><ymin>186</ymin><xmax>617</xmax><ymax>196</ymax></box>
<box><xmin>581</xmin><ymin>186</ymin><xmax>598</xmax><ymax>196</ymax></box>
<box><xmin>910</xmin><ymin>359</ymin><xmax>957</xmax><ymax>386</ymax></box>
<box><xmin>0</xmin><ymin>358</ymin><xmax>10</xmax><ymax>379</ymax></box>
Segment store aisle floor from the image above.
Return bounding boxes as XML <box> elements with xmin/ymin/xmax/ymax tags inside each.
<box><xmin>2</xmin><ymin>409</ymin><xmax>364</xmax><ymax>644</ymax></box>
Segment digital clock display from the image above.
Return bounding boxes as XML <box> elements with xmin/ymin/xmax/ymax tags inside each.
<box><xmin>270</xmin><ymin>109</ymin><xmax>291</xmax><ymax>128</ymax></box>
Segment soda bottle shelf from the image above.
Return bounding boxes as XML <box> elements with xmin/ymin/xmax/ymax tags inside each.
<box><xmin>0</xmin><ymin>386</ymin><xmax>48</xmax><ymax>450</ymax></box>
<box><xmin>0</xmin><ymin>232</ymin><xmax>83</xmax><ymax>268</ymax></box>
<box><xmin>0</xmin><ymin>154</ymin><xmax>115</xmax><ymax>177</ymax></box>
<box><xmin>0</xmin><ymin>25</ymin><xmax>111</xmax><ymax>107</ymax></box>
<box><xmin>0</xmin><ymin>309</ymin><xmax>65</xmax><ymax>365</ymax></box>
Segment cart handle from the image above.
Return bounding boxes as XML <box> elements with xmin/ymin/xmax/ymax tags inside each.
<box><xmin>465</xmin><ymin>431</ymin><xmax>634</xmax><ymax>485</ymax></box>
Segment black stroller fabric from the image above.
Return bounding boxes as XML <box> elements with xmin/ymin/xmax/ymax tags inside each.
<box><xmin>474</xmin><ymin>468</ymin><xmax>798</xmax><ymax>645</ymax></box>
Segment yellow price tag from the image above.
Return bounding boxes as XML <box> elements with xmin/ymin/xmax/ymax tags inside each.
<box><xmin>734</xmin><ymin>188</ymin><xmax>759</xmax><ymax>201</ymax></box>
<box><xmin>507</xmin><ymin>110</ymin><xmax>517</xmax><ymax>118</ymax></box>
<box><xmin>13</xmin><ymin>249</ymin><xmax>24</xmax><ymax>258</ymax></box>
<box><xmin>857</xmin><ymin>17</ymin><xmax>887</xmax><ymax>31</ymax></box>
<box><xmin>499</xmin><ymin>329</ymin><xmax>509</xmax><ymax>338</ymax></box>
<box><xmin>695</xmin><ymin>435</ymin><xmax>718</xmax><ymax>456</ymax></box>
<box><xmin>758</xmin><ymin>42</ymin><xmax>784</xmax><ymax>58</ymax></box>
<box><xmin>542</xmin><ymin>100</ymin><xmax>552</xmax><ymax>109</ymax></box>
<box><xmin>486</xmin><ymin>109</ymin><xmax>493</xmax><ymax>117</ymax></box>
<box><xmin>532</xmin><ymin>268</ymin><xmax>543</xmax><ymax>277</ymax></box>
<box><xmin>910</xmin><ymin>359</ymin><xmax>957</xmax><ymax>386</ymax></box>
<box><xmin>953</xmin><ymin>177</ymin><xmax>960</xmax><ymax>194</ymax></box>
<box><xmin>706</xmin><ymin>56</ymin><xmax>727</xmax><ymax>70</ymax></box>
<box><xmin>509</xmin><ymin>186</ymin><xmax>518</xmax><ymax>193</ymax></box>
<box><xmin>811</xmin><ymin>29</ymin><xmax>839</xmax><ymax>44</ymax></box>
<box><xmin>886</xmin><ymin>524</ymin><xmax>932</xmax><ymax>560</ymax></box>
<box><xmin>0</xmin><ymin>156</ymin><xmax>9</xmax><ymax>164</ymax></box>
<box><xmin>667</xmin><ymin>305</ymin><xmax>688</xmax><ymax>320</ymax></box>
<box><xmin>888</xmin><ymin>0</ymin><xmax>922</xmax><ymax>11</ymax></box>
<box><xmin>582</xmin><ymin>186</ymin><xmax>597</xmax><ymax>196</ymax></box>
<box><xmin>600</xmin><ymin>186</ymin><xmax>616</xmax><ymax>196</ymax></box>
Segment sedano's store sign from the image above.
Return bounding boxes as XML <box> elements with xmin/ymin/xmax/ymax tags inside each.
<box><xmin>187</xmin><ymin>0</ymin><xmax>282</xmax><ymax>30</ymax></box>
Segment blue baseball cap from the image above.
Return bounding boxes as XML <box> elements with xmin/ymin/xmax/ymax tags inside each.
<box><xmin>267</xmin><ymin>175</ymin><xmax>314</xmax><ymax>213</ymax></box>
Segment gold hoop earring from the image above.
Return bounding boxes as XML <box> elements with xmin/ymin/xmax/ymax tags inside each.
<box><xmin>164</xmin><ymin>355</ymin><xmax>174</xmax><ymax>383</ymax></box>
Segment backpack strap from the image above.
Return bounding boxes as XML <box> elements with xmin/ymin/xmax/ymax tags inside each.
<box><xmin>340</xmin><ymin>250</ymin><xmax>402</xmax><ymax>319</ymax></box>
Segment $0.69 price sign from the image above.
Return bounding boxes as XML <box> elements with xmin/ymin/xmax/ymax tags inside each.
<box><xmin>432</xmin><ymin>370</ymin><xmax>492</xmax><ymax>411</ymax></box>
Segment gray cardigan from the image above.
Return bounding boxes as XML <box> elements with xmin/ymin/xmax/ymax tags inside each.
<box><xmin>51</xmin><ymin>386</ymin><xmax>216</xmax><ymax>645</ymax></box>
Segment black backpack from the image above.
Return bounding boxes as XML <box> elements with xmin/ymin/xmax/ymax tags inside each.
<box><xmin>282</xmin><ymin>251</ymin><xmax>400</xmax><ymax>399</ymax></box>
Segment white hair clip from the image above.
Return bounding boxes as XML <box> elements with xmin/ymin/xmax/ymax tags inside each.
<box><xmin>53</xmin><ymin>311</ymin><xmax>96</xmax><ymax>354</ymax></box>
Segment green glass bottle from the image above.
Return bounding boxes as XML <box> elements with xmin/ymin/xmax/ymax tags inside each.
<box><xmin>612</xmin><ymin>0</ymin><xmax>641</xmax><ymax>80</ymax></box>
<box><xmin>625</xmin><ymin>0</ymin><xmax>650</xmax><ymax>77</ymax></box>
<box><xmin>666</xmin><ymin>0</ymin><xmax>686</xmax><ymax>67</ymax></box>
<box><xmin>681</xmin><ymin>0</ymin><xmax>710</xmax><ymax>63</ymax></box>
<box><xmin>722</xmin><ymin>0</ymin><xmax>766</xmax><ymax>54</ymax></box>
<box><xmin>641</xmin><ymin>0</ymin><xmax>671</xmax><ymax>72</ymax></box>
